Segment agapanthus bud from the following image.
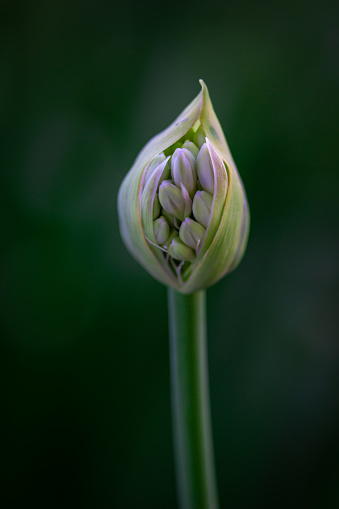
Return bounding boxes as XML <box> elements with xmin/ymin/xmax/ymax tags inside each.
<box><xmin>181</xmin><ymin>140</ymin><xmax>199</xmax><ymax>158</ymax></box>
<box><xmin>118</xmin><ymin>80</ymin><xmax>250</xmax><ymax>293</ymax></box>
<box><xmin>159</xmin><ymin>180</ymin><xmax>192</xmax><ymax>221</ymax></box>
<box><xmin>168</xmin><ymin>237</ymin><xmax>196</xmax><ymax>263</ymax></box>
<box><xmin>197</xmin><ymin>143</ymin><xmax>214</xmax><ymax>194</ymax></box>
<box><xmin>192</xmin><ymin>190</ymin><xmax>213</xmax><ymax>228</ymax></box>
<box><xmin>154</xmin><ymin>216</ymin><xmax>170</xmax><ymax>245</ymax></box>
<box><xmin>179</xmin><ymin>218</ymin><xmax>206</xmax><ymax>250</ymax></box>
<box><xmin>144</xmin><ymin>153</ymin><xmax>167</xmax><ymax>186</ymax></box>
<box><xmin>171</xmin><ymin>148</ymin><xmax>197</xmax><ymax>198</ymax></box>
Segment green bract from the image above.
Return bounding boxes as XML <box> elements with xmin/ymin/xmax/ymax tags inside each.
<box><xmin>118</xmin><ymin>80</ymin><xmax>249</xmax><ymax>294</ymax></box>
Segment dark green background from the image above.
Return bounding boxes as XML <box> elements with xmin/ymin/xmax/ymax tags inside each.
<box><xmin>2</xmin><ymin>1</ymin><xmax>338</xmax><ymax>507</ymax></box>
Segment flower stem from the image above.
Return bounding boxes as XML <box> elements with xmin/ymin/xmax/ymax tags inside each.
<box><xmin>168</xmin><ymin>289</ymin><xmax>219</xmax><ymax>509</ymax></box>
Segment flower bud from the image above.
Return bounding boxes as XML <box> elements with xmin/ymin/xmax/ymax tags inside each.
<box><xmin>153</xmin><ymin>216</ymin><xmax>170</xmax><ymax>245</ymax></box>
<box><xmin>118</xmin><ymin>80</ymin><xmax>250</xmax><ymax>293</ymax></box>
<box><xmin>158</xmin><ymin>180</ymin><xmax>192</xmax><ymax>221</ymax></box>
<box><xmin>171</xmin><ymin>148</ymin><xmax>197</xmax><ymax>198</ymax></box>
<box><xmin>192</xmin><ymin>190</ymin><xmax>213</xmax><ymax>228</ymax></box>
<box><xmin>168</xmin><ymin>237</ymin><xmax>196</xmax><ymax>262</ymax></box>
<box><xmin>144</xmin><ymin>153</ymin><xmax>167</xmax><ymax>186</ymax></box>
<box><xmin>179</xmin><ymin>218</ymin><xmax>206</xmax><ymax>250</ymax></box>
<box><xmin>197</xmin><ymin>143</ymin><xmax>214</xmax><ymax>194</ymax></box>
<box><xmin>181</xmin><ymin>140</ymin><xmax>199</xmax><ymax>158</ymax></box>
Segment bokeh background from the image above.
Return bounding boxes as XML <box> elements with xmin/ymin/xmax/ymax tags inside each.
<box><xmin>2</xmin><ymin>0</ymin><xmax>339</xmax><ymax>507</ymax></box>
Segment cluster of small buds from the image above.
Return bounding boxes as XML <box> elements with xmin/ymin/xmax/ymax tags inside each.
<box><xmin>142</xmin><ymin>131</ymin><xmax>217</xmax><ymax>272</ymax></box>
<box><xmin>118</xmin><ymin>80</ymin><xmax>249</xmax><ymax>293</ymax></box>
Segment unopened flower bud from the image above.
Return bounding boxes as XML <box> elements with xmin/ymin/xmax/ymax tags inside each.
<box><xmin>197</xmin><ymin>143</ymin><xmax>214</xmax><ymax>194</ymax></box>
<box><xmin>192</xmin><ymin>190</ymin><xmax>213</xmax><ymax>228</ymax></box>
<box><xmin>153</xmin><ymin>193</ymin><xmax>161</xmax><ymax>219</ymax></box>
<box><xmin>181</xmin><ymin>140</ymin><xmax>199</xmax><ymax>158</ymax></box>
<box><xmin>159</xmin><ymin>180</ymin><xmax>192</xmax><ymax>221</ymax></box>
<box><xmin>171</xmin><ymin>148</ymin><xmax>197</xmax><ymax>198</ymax></box>
<box><xmin>118</xmin><ymin>80</ymin><xmax>249</xmax><ymax>293</ymax></box>
<box><xmin>153</xmin><ymin>216</ymin><xmax>170</xmax><ymax>245</ymax></box>
<box><xmin>168</xmin><ymin>237</ymin><xmax>196</xmax><ymax>262</ymax></box>
<box><xmin>179</xmin><ymin>218</ymin><xmax>206</xmax><ymax>250</ymax></box>
<box><xmin>144</xmin><ymin>153</ymin><xmax>167</xmax><ymax>186</ymax></box>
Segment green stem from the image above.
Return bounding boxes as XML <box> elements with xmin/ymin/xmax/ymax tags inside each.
<box><xmin>168</xmin><ymin>289</ymin><xmax>219</xmax><ymax>509</ymax></box>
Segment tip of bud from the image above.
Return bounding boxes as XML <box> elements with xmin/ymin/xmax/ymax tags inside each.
<box><xmin>181</xmin><ymin>140</ymin><xmax>200</xmax><ymax>158</ymax></box>
<box><xmin>171</xmin><ymin>148</ymin><xmax>197</xmax><ymax>198</ymax></box>
<box><xmin>144</xmin><ymin>153</ymin><xmax>167</xmax><ymax>186</ymax></box>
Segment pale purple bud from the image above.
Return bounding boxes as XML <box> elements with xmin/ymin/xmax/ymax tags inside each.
<box><xmin>159</xmin><ymin>180</ymin><xmax>192</xmax><ymax>221</ymax></box>
<box><xmin>196</xmin><ymin>143</ymin><xmax>214</xmax><ymax>194</ymax></box>
<box><xmin>153</xmin><ymin>216</ymin><xmax>170</xmax><ymax>245</ymax></box>
<box><xmin>144</xmin><ymin>153</ymin><xmax>169</xmax><ymax>186</ymax></box>
<box><xmin>181</xmin><ymin>140</ymin><xmax>199</xmax><ymax>158</ymax></box>
<box><xmin>192</xmin><ymin>190</ymin><xmax>213</xmax><ymax>228</ymax></box>
<box><xmin>179</xmin><ymin>218</ymin><xmax>206</xmax><ymax>250</ymax></box>
<box><xmin>171</xmin><ymin>148</ymin><xmax>197</xmax><ymax>198</ymax></box>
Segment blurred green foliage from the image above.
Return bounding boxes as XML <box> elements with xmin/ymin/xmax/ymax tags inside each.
<box><xmin>1</xmin><ymin>0</ymin><xmax>338</xmax><ymax>507</ymax></box>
